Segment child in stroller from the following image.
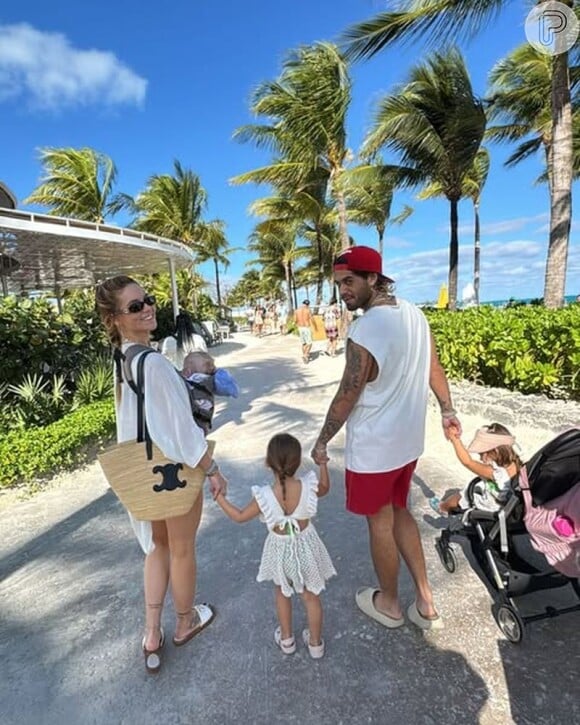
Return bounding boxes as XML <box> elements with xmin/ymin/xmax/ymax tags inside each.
<box><xmin>430</xmin><ymin>423</ymin><xmax>523</xmax><ymax>515</ymax></box>
<box><xmin>433</xmin><ymin>427</ymin><xmax>580</xmax><ymax>643</ymax></box>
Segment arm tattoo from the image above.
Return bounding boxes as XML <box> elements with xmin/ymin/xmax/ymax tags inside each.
<box><xmin>437</xmin><ymin>397</ymin><xmax>454</xmax><ymax>414</ymax></box>
<box><xmin>317</xmin><ymin>342</ymin><xmax>373</xmax><ymax>446</ymax></box>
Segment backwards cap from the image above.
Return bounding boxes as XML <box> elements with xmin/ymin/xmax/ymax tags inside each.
<box><xmin>333</xmin><ymin>246</ymin><xmax>394</xmax><ymax>283</ymax></box>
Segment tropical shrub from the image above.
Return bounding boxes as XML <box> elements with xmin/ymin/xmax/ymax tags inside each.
<box><xmin>72</xmin><ymin>357</ymin><xmax>114</xmax><ymax>407</ymax></box>
<box><xmin>0</xmin><ymin>292</ymin><xmax>109</xmax><ymax>388</ymax></box>
<box><xmin>0</xmin><ymin>399</ymin><xmax>116</xmax><ymax>488</ymax></box>
<box><xmin>425</xmin><ymin>305</ymin><xmax>580</xmax><ymax>399</ymax></box>
<box><xmin>8</xmin><ymin>373</ymin><xmax>70</xmax><ymax>429</ymax></box>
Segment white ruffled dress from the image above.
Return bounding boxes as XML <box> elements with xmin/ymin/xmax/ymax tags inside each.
<box><xmin>252</xmin><ymin>471</ymin><xmax>336</xmax><ymax>598</ymax></box>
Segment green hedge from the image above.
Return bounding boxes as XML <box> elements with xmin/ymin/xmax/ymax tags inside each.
<box><xmin>0</xmin><ymin>399</ymin><xmax>115</xmax><ymax>488</ymax></box>
<box><xmin>425</xmin><ymin>305</ymin><xmax>580</xmax><ymax>399</ymax></box>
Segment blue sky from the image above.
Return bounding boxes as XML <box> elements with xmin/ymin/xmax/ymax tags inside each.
<box><xmin>1</xmin><ymin>0</ymin><xmax>578</xmax><ymax>304</ymax></box>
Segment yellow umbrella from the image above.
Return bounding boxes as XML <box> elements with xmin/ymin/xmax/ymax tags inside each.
<box><xmin>436</xmin><ymin>283</ymin><xmax>449</xmax><ymax>309</ymax></box>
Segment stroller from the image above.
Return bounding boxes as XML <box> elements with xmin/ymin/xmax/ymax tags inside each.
<box><xmin>435</xmin><ymin>428</ymin><xmax>580</xmax><ymax>643</ymax></box>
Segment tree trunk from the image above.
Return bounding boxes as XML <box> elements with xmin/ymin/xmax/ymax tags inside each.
<box><xmin>448</xmin><ymin>199</ymin><xmax>459</xmax><ymax>311</ymax></box>
<box><xmin>214</xmin><ymin>259</ymin><xmax>222</xmax><ymax>308</ymax></box>
<box><xmin>473</xmin><ymin>199</ymin><xmax>481</xmax><ymax>306</ymax></box>
<box><xmin>378</xmin><ymin>226</ymin><xmax>385</xmax><ymax>260</ymax></box>
<box><xmin>285</xmin><ymin>262</ymin><xmax>294</xmax><ymax>314</ymax></box>
<box><xmin>544</xmin><ymin>51</ymin><xmax>572</xmax><ymax>308</ymax></box>
<box><xmin>331</xmin><ymin>169</ymin><xmax>350</xmax><ymax>250</ymax></box>
<box><xmin>315</xmin><ymin>224</ymin><xmax>324</xmax><ymax>305</ymax></box>
<box><xmin>290</xmin><ymin>266</ymin><xmax>298</xmax><ymax>310</ymax></box>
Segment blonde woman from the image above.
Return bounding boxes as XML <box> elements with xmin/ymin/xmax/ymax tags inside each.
<box><xmin>96</xmin><ymin>276</ymin><xmax>227</xmax><ymax>674</ymax></box>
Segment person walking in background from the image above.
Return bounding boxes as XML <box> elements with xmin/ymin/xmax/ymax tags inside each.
<box><xmin>96</xmin><ymin>276</ymin><xmax>228</xmax><ymax>674</ymax></box>
<box><xmin>323</xmin><ymin>302</ymin><xmax>340</xmax><ymax>357</ymax></box>
<box><xmin>294</xmin><ymin>299</ymin><xmax>313</xmax><ymax>364</ymax></box>
<box><xmin>254</xmin><ymin>305</ymin><xmax>265</xmax><ymax>337</ymax></box>
<box><xmin>311</xmin><ymin>246</ymin><xmax>461</xmax><ymax>632</ymax></box>
<box><xmin>246</xmin><ymin>306</ymin><xmax>255</xmax><ymax>334</ymax></box>
<box><xmin>430</xmin><ymin>423</ymin><xmax>522</xmax><ymax>515</ymax></box>
<box><xmin>277</xmin><ymin>301</ymin><xmax>288</xmax><ymax>335</ymax></box>
<box><xmin>214</xmin><ymin>433</ymin><xmax>336</xmax><ymax>658</ymax></box>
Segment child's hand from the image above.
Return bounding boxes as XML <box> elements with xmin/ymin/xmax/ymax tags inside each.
<box><xmin>447</xmin><ymin>423</ymin><xmax>461</xmax><ymax>440</ymax></box>
<box><xmin>209</xmin><ymin>471</ymin><xmax>228</xmax><ymax>500</ymax></box>
<box><xmin>311</xmin><ymin>442</ymin><xmax>329</xmax><ymax>464</ymax></box>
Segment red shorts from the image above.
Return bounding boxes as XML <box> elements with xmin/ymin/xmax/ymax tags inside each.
<box><xmin>345</xmin><ymin>460</ymin><xmax>417</xmax><ymax>515</ymax></box>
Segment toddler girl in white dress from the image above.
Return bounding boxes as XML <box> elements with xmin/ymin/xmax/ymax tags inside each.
<box><xmin>215</xmin><ymin>433</ymin><xmax>336</xmax><ymax>658</ymax></box>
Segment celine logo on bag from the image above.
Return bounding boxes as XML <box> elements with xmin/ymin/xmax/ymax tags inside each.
<box><xmin>152</xmin><ymin>463</ymin><xmax>188</xmax><ymax>492</ymax></box>
<box><xmin>97</xmin><ymin>344</ymin><xmax>214</xmax><ymax>521</ymax></box>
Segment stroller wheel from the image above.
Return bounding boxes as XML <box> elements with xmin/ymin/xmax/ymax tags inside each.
<box><xmin>493</xmin><ymin>604</ymin><xmax>524</xmax><ymax>644</ymax></box>
<box><xmin>435</xmin><ymin>540</ymin><xmax>457</xmax><ymax>573</ymax></box>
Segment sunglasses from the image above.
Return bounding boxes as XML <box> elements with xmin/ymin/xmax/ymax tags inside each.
<box><xmin>117</xmin><ymin>294</ymin><xmax>156</xmax><ymax>315</ymax></box>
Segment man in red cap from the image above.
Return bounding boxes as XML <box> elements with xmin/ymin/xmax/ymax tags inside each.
<box><xmin>312</xmin><ymin>245</ymin><xmax>461</xmax><ymax>631</ymax></box>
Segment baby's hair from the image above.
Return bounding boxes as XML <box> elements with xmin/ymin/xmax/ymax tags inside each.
<box><xmin>484</xmin><ymin>422</ymin><xmax>523</xmax><ymax>471</ymax></box>
<box><xmin>266</xmin><ymin>433</ymin><xmax>301</xmax><ymax>503</ymax></box>
<box><xmin>183</xmin><ymin>350</ymin><xmax>214</xmax><ymax>374</ymax></box>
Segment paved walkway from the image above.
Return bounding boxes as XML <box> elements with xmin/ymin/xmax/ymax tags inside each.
<box><xmin>1</xmin><ymin>332</ymin><xmax>579</xmax><ymax>725</ymax></box>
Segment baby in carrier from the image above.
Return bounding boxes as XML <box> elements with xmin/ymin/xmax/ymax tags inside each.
<box><xmin>430</xmin><ymin>422</ymin><xmax>523</xmax><ymax>515</ymax></box>
<box><xmin>182</xmin><ymin>351</ymin><xmax>239</xmax><ymax>435</ymax></box>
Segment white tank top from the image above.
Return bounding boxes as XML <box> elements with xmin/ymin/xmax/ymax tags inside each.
<box><xmin>345</xmin><ymin>300</ymin><xmax>430</xmax><ymax>472</ymax></box>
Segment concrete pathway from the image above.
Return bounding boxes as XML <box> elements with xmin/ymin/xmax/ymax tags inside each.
<box><xmin>1</xmin><ymin>332</ymin><xmax>579</xmax><ymax>725</ymax></box>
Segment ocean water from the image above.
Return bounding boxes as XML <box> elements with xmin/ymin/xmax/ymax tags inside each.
<box><xmin>483</xmin><ymin>294</ymin><xmax>577</xmax><ymax>308</ymax></box>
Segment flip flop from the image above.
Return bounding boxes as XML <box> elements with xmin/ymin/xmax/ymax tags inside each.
<box><xmin>355</xmin><ymin>587</ymin><xmax>404</xmax><ymax>629</ymax></box>
<box><xmin>173</xmin><ymin>603</ymin><xmax>216</xmax><ymax>646</ymax></box>
<box><xmin>407</xmin><ymin>601</ymin><xmax>444</xmax><ymax>631</ymax></box>
<box><xmin>142</xmin><ymin>628</ymin><xmax>165</xmax><ymax>674</ymax></box>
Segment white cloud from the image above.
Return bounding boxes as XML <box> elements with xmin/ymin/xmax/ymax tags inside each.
<box><xmin>389</xmin><ymin>237</ymin><xmax>580</xmax><ymax>303</ymax></box>
<box><xmin>0</xmin><ymin>23</ymin><xmax>147</xmax><ymax>110</ymax></box>
<box><xmin>453</xmin><ymin>213</ymin><xmax>549</xmax><ymax>237</ymax></box>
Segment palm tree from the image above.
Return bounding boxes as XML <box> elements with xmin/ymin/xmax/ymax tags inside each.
<box><xmin>419</xmin><ymin>148</ymin><xmax>490</xmax><ymax>306</ymax></box>
<box><xmin>248</xmin><ymin>217</ymin><xmax>305</xmax><ymax>312</ymax></box>
<box><xmin>232</xmin><ymin>42</ymin><xmax>352</xmax><ymax>249</ymax></box>
<box><xmin>486</xmin><ymin>43</ymin><xmax>580</xmax><ymax>180</ymax></box>
<box><xmin>343</xmin><ymin>162</ymin><xmax>413</xmax><ymax>258</ymax></box>
<box><xmin>25</xmin><ymin>147</ymin><xmax>121</xmax><ymax>222</ymax></box>
<box><xmin>249</xmin><ymin>173</ymin><xmax>335</xmax><ymax>304</ymax></box>
<box><xmin>130</xmin><ymin>160</ymin><xmax>207</xmax><ymax>245</ymax></box>
<box><xmin>362</xmin><ymin>48</ymin><xmax>486</xmax><ymax>309</ymax></box>
<box><xmin>195</xmin><ymin>220</ymin><xmax>231</xmax><ymax>308</ymax></box>
<box><xmin>342</xmin><ymin>0</ymin><xmax>576</xmax><ymax>308</ymax></box>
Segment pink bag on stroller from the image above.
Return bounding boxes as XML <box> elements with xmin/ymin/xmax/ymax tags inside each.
<box><xmin>521</xmin><ymin>467</ymin><xmax>580</xmax><ymax>578</ymax></box>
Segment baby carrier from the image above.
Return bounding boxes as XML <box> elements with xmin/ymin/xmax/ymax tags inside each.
<box><xmin>185</xmin><ymin>374</ymin><xmax>215</xmax><ymax>434</ymax></box>
<box><xmin>434</xmin><ymin>428</ymin><xmax>580</xmax><ymax>643</ymax></box>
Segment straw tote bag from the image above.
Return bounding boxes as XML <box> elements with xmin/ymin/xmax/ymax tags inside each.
<box><xmin>98</xmin><ymin>346</ymin><xmax>212</xmax><ymax>521</ymax></box>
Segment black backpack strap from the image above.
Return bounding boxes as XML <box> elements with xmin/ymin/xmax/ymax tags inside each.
<box><xmin>113</xmin><ymin>344</ymin><xmax>156</xmax><ymax>457</ymax></box>
<box><xmin>122</xmin><ymin>344</ymin><xmax>155</xmax><ymax>395</ymax></box>
<box><xmin>135</xmin><ymin>350</ymin><xmax>155</xmax><ymax>459</ymax></box>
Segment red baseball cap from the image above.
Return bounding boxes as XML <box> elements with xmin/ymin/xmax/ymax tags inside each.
<box><xmin>333</xmin><ymin>246</ymin><xmax>394</xmax><ymax>283</ymax></box>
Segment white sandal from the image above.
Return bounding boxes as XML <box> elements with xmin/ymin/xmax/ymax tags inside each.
<box><xmin>302</xmin><ymin>629</ymin><xmax>325</xmax><ymax>659</ymax></box>
<box><xmin>274</xmin><ymin>626</ymin><xmax>296</xmax><ymax>654</ymax></box>
<box><xmin>173</xmin><ymin>603</ymin><xmax>215</xmax><ymax>646</ymax></box>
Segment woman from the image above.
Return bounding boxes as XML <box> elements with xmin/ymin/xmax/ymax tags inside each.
<box><xmin>96</xmin><ymin>276</ymin><xmax>227</xmax><ymax>674</ymax></box>
<box><xmin>253</xmin><ymin>305</ymin><xmax>264</xmax><ymax>337</ymax></box>
<box><xmin>323</xmin><ymin>302</ymin><xmax>340</xmax><ymax>357</ymax></box>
